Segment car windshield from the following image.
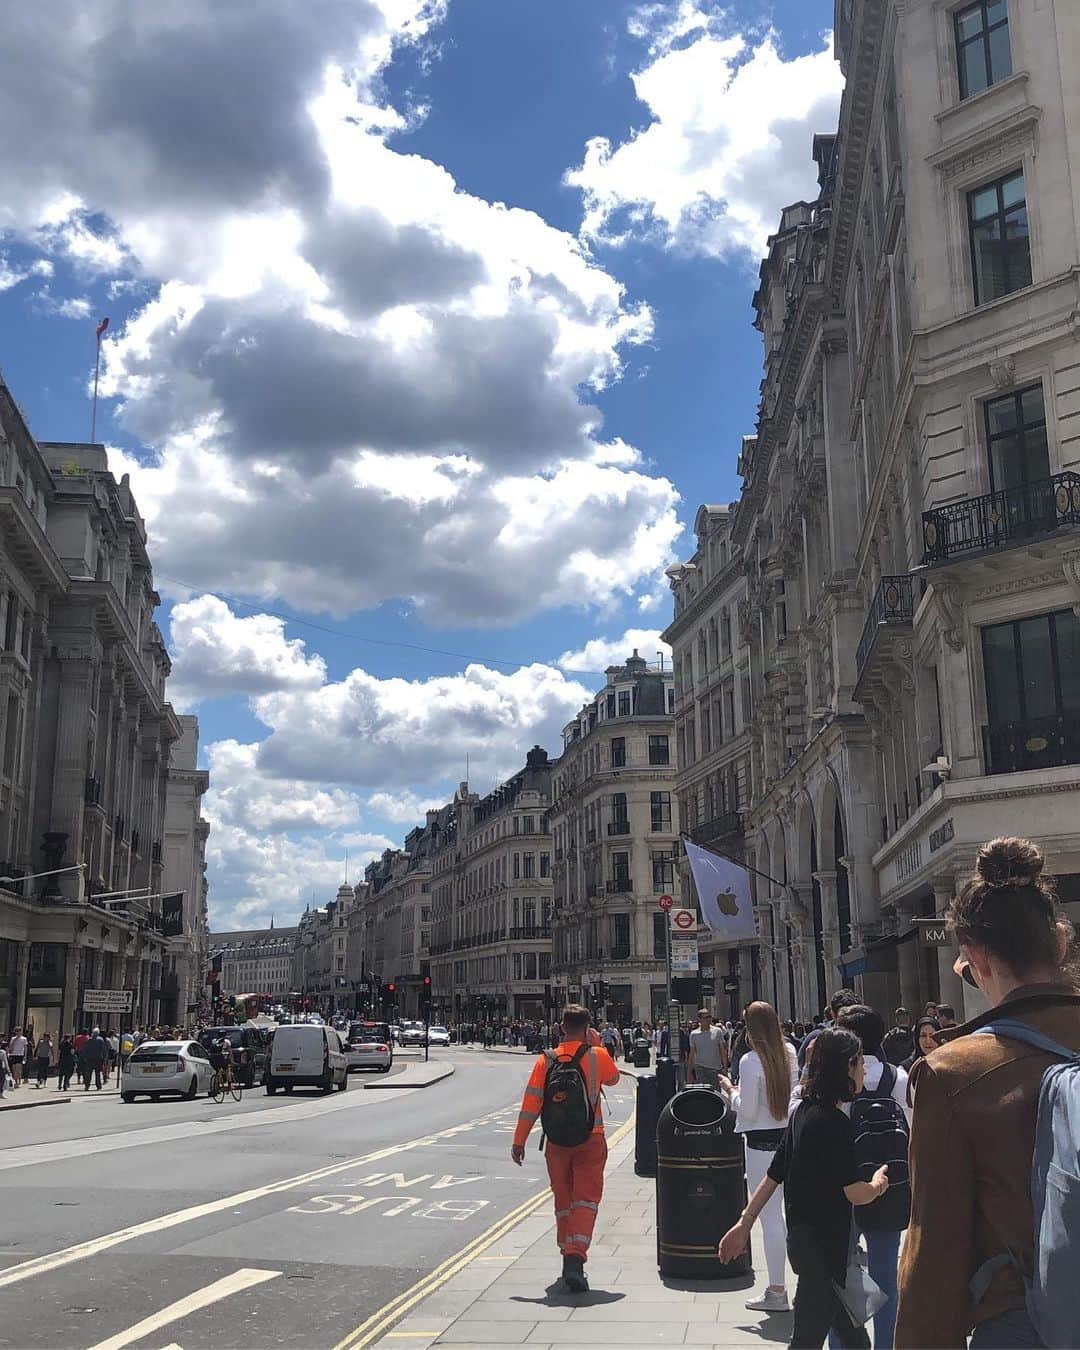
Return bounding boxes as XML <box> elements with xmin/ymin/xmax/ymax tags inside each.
<box><xmin>199</xmin><ymin>1029</ymin><xmax>241</xmax><ymax>1048</ymax></box>
<box><xmin>430</xmin><ymin>1027</ymin><xmax>448</xmax><ymax>1035</ymax></box>
<box><xmin>130</xmin><ymin>1042</ymin><xmax>183</xmax><ymax>1058</ymax></box>
<box><xmin>349</xmin><ymin>1023</ymin><xmax>390</xmax><ymax>1041</ymax></box>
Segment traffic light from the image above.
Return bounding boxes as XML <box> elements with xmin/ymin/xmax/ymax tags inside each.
<box><xmin>421</xmin><ymin>973</ymin><xmax>432</xmax><ymax>1011</ymax></box>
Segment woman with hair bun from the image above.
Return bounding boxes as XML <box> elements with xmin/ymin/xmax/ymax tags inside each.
<box><xmin>895</xmin><ymin>836</ymin><xmax>1080</xmax><ymax>1348</ymax></box>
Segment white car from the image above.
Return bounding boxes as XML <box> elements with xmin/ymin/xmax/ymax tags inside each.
<box><xmin>426</xmin><ymin>1025</ymin><xmax>451</xmax><ymax>1047</ymax></box>
<box><xmin>121</xmin><ymin>1041</ymin><xmax>216</xmax><ymax>1102</ymax></box>
<box><xmin>345</xmin><ymin>1021</ymin><xmax>394</xmax><ymax>1073</ymax></box>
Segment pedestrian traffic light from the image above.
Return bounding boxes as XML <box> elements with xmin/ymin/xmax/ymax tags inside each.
<box><xmin>387</xmin><ymin>982</ymin><xmax>396</xmax><ymax>996</ymax></box>
<box><xmin>421</xmin><ymin>973</ymin><xmax>432</xmax><ymax>1010</ymax></box>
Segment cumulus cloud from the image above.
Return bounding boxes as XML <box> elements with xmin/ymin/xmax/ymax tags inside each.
<box><xmin>0</xmin><ymin>2</ymin><xmax>680</xmax><ymax>627</ymax></box>
<box><xmin>252</xmin><ymin>659</ymin><xmax>591</xmax><ymax>788</ymax></box>
<box><xmin>167</xmin><ymin>594</ymin><xmax>326</xmax><ymax>707</ymax></box>
<box><xmin>204</xmin><ymin>740</ymin><xmax>364</xmax><ymax>833</ymax></box>
<box><xmin>557</xmin><ymin>628</ymin><xmax>671</xmax><ymax>673</ymax></box>
<box><xmin>204</xmin><ymin>822</ymin><xmax>352</xmax><ymax>932</ymax></box>
<box><xmin>367</xmin><ymin>790</ymin><xmax>447</xmax><ymax>824</ymax></box>
<box><xmin>567</xmin><ymin>5</ymin><xmax>843</xmax><ymax>258</ymax></box>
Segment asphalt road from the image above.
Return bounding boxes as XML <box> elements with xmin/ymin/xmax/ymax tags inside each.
<box><xmin>0</xmin><ymin>1049</ymin><xmax>637</xmax><ymax>1349</ymax></box>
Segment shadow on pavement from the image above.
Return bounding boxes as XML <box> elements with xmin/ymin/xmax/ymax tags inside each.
<box><xmin>509</xmin><ymin>1283</ymin><xmax>626</xmax><ymax>1308</ymax></box>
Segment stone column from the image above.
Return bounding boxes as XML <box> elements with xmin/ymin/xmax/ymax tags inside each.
<box><xmin>931</xmin><ymin>876</ymin><xmax>966</xmax><ymax>1011</ymax></box>
<box><xmin>13</xmin><ymin>940</ymin><xmax>30</xmax><ymax>1026</ymax></box>
<box><xmin>813</xmin><ymin>870</ymin><xmax>842</xmax><ymax>985</ymax></box>
<box><xmin>62</xmin><ymin>943</ymin><xmax>81</xmax><ymax>1036</ymax></box>
<box><xmin>50</xmin><ymin>653</ymin><xmax>94</xmax><ymax>899</ymax></box>
<box><xmin>789</xmin><ymin>886</ymin><xmax>817</xmax><ymax>1018</ymax></box>
<box><xmin>769</xmin><ymin>898</ymin><xmax>790</xmax><ymax>1019</ymax></box>
<box><xmin>894</xmin><ymin>901</ymin><xmax>922</xmax><ymax>1014</ymax></box>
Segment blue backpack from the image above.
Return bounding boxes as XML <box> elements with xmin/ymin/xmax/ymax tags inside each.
<box><xmin>970</xmin><ymin>1018</ymin><xmax>1080</xmax><ymax>1349</ymax></box>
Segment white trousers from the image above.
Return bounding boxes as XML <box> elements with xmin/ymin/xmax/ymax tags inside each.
<box><xmin>745</xmin><ymin>1142</ymin><xmax>787</xmax><ymax>1288</ymax></box>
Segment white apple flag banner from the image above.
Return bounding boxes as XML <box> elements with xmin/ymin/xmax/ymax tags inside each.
<box><xmin>684</xmin><ymin>839</ymin><xmax>758</xmax><ymax>942</ymax></box>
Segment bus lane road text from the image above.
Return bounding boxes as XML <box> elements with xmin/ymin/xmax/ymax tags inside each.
<box><xmin>288</xmin><ymin>1171</ymin><xmax>493</xmax><ymax>1222</ymax></box>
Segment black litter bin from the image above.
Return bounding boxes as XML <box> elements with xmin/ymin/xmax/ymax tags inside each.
<box><xmin>633</xmin><ymin>1037</ymin><xmax>651</xmax><ymax>1068</ymax></box>
<box><xmin>634</xmin><ymin>1074</ymin><xmax>658</xmax><ymax>1176</ymax></box>
<box><xmin>655</xmin><ymin>1056</ymin><xmax>677</xmax><ymax>1114</ymax></box>
<box><xmin>656</xmin><ymin>1085</ymin><xmax>752</xmax><ymax>1279</ymax></box>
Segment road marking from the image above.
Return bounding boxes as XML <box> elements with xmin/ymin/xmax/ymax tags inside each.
<box><xmin>333</xmin><ymin>1111</ymin><xmax>638</xmax><ymax>1350</ymax></box>
<box><xmin>0</xmin><ymin>1102</ymin><xmax>518</xmax><ymax>1290</ymax></box>
<box><xmin>87</xmin><ymin>1267</ymin><xmax>280</xmax><ymax>1350</ymax></box>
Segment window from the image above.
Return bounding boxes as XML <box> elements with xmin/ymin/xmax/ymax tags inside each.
<box><xmin>540</xmin><ymin>852</ymin><xmax>550</xmax><ymax>878</ymax></box>
<box><xmin>618</xmin><ymin>689</ymin><xmax>631</xmax><ymax>717</ymax></box>
<box><xmin>522</xmin><ymin>853</ymin><xmax>536</xmax><ymax>879</ymax></box>
<box><xmin>521</xmin><ymin>815</ymin><xmax>535</xmax><ymax>834</ymax></box>
<box><xmin>611</xmin><ymin>736</ymin><xmax>626</xmax><ymax>768</ymax></box>
<box><xmin>969</xmin><ymin>170</ymin><xmax>1031</xmax><ymax>306</ymax></box>
<box><xmin>650</xmin><ymin>791</ymin><xmax>671</xmax><ymax>832</ymax></box>
<box><xmin>724</xmin><ymin>684</ymin><xmax>736</xmax><ymax>739</ymax></box>
<box><xmin>667</xmin><ymin>686</ymin><xmax>675</xmax><ymax>713</ymax></box>
<box><xmin>513</xmin><ymin>853</ymin><xmax>520</xmax><ymax>880</ymax></box>
<box><xmin>653</xmin><ymin>912</ymin><xmax>667</xmax><ymax>958</ymax></box>
<box><xmin>985</xmin><ymin>385</ymin><xmax>1049</xmax><ymax>492</ymax></box>
<box><xmin>539</xmin><ymin>952</ymin><xmax>551</xmax><ymax>979</ymax></box>
<box><xmin>611</xmin><ymin>791</ymin><xmax>628</xmax><ymax>834</ymax></box>
<box><xmin>611</xmin><ymin>852</ymin><xmax>630</xmax><ymax>887</ymax></box>
<box><xmin>649</xmin><ymin>734</ymin><xmax>669</xmax><ymax>765</ymax></box>
<box><xmin>955</xmin><ymin>0</ymin><xmax>1011</xmax><ymax>101</ymax></box>
<box><xmin>606</xmin><ymin>693</ymin><xmax>615</xmax><ymax>719</ymax></box>
<box><xmin>651</xmin><ymin>850</ymin><xmax>674</xmax><ymax>893</ymax></box>
<box><xmin>983</xmin><ymin>609</ymin><xmax>1080</xmax><ymax>773</ymax></box>
<box><xmin>610</xmin><ymin>913</ymin><xmax>631</xmax><ymax>960</ymax></box>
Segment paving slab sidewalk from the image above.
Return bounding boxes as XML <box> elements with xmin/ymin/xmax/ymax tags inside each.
<box><xmin>372</xmin><ymin>1121</ymin><xmax>793</xmax><ymax>1350</ymax></box>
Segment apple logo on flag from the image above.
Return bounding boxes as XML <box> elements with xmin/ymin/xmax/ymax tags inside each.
<box><xmin>716</xmin><ymin>888</ymin><xmax>738</xmax><ymax>916</ymax></box>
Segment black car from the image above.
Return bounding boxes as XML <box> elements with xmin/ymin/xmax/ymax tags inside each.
<box><xmin>198</xmin><ymin>1025</ymin><xmax>272</xmax><ymax>1088</ymax></box>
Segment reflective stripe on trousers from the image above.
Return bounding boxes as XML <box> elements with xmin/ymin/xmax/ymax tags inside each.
<box><xmin>544</xmin><ymin>1132</ymin><xmax>608</xmax><ymax>1261</ymax></box>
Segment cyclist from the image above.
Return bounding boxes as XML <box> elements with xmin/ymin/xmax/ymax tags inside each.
<box><xmin>210</xmin><ymin>1034</ymin><xmax>235</xmax><ymax>1092</ymax></box>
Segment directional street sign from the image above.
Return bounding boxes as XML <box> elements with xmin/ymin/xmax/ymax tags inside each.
<box><xmin>82</xmin><ymin>988</ymin><xmax>133</xmax><ymax>1013</ymax></box>
<box><xmin>657</xmin><ymin>893</ymin><xmax>674</xmax><ymax>911</ymax></box>
<box><xmin>670</xmin><ymin>909</ymin><xmax>698</xmax><ymax>933</ymax></box>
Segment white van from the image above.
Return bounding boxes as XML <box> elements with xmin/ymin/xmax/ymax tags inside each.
<box><xmin>266</xmin><ymin>1024</ymin><xmax>348</xmax><ymax>1095</ymax></box>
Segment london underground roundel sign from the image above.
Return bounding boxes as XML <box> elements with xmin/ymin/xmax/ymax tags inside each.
<box><xmin>671</xmin><ymin>908</ymin><xmax>697</xmax><ymax>932</ymax></box>
<box><xmin>658</xmin><ymin>893</ymin><xmax>674</xmax><ymax>911</ymax></box>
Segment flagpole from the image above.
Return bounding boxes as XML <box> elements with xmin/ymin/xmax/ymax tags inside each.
<box><xmin>680</xmin><ymin>835</ymin><xmax>788</xmax><ymax>894</ymax></box>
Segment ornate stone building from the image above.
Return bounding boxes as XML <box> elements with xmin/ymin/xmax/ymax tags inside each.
<box><xmin>663</xmin><ymin>508</ymin><xmax>757</xmax><ymax>1017</ymax></box>
<box><xmin>706</xmin><ymin>0</ymin><xmax>1080</xmax><ymax>1020</ymax></box>
<box><xmin>0</xmin><ymin>378</ymin><xmax>191</xmax><ymax>1038</ymax></box>
<box><xmin>161</xmin><ymin>715</ymin><xmax>210</xmax><ymax>1021</ymax></box>
<box><xmin>549</xmin><ymin>654</ymin><xmax>678</xmax><ymax>1024</ymax></box>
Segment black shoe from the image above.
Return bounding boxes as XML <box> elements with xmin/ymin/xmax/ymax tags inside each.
<box><xmin>562</xmin><ymin>1254</ymin><xmax>588</xmax><ymax>1293</ymax></box>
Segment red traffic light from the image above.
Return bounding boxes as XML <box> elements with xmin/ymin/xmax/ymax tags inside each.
<box><xmin>387</xmin><ymin>982</ymin><xmax>396</xmax><ymax>993</ymax></box>
<box><xmin>422</xmin><ymin>974</ymin><xmax>431</xmax><ymax>987</ymax></box>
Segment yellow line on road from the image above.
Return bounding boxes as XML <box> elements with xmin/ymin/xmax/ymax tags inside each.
<box><xmin>0</xmin><ymin>1103</ymin><xmax>519</xmax><ymax>1291</ymax></box>
<box><xmin>334</xmin><ymin>1111</ymin><xmax>637</xmax><ymax>1350</ymax></box>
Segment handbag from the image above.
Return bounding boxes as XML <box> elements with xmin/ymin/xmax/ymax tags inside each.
<box><xmin>832</xmin><ymin>1243</ymin><xmax>888</xmax><ymax>1326</ymax></box>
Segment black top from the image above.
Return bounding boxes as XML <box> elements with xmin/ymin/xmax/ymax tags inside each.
<box><xmin>768</xmin><ymin>1099</ymin><xmax>859</xmax><ymax>1282</ymax></box>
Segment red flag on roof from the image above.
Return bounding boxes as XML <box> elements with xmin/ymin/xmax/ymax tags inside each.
<box><xmin>96</xmin><ymin>316</ymin><xmax>110</xmax><ymax>339</ymax></box>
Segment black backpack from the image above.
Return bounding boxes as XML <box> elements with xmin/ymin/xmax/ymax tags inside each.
<box><xmin>849</xmin><ymin>1062</ymin><xmax>911</xmax><ymax>1232</ymax></box>
<box><xmin>540</xmin><ymin>1045</ymin><xmax>594</xmax><ymax>1147</ymax></box>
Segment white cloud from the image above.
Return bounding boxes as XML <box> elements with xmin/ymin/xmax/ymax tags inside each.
<box><xmin>0</xmin><ymin>2</ymin><xmax>681</xmax><ymax>626</ymax></box>
<box><xmin>204</xmin><ymin>740</ymin><xmax>363</xmax><ymax>833</ymax></box>
<box><xmin>205</xmin><ymin>822</ymin><xmax>348</xmax><ymax>932</ymax></box>
<box><xmin>557</xmin><ymin>628</ymin><xmax>671</xmax><ymax>673</ymax></box>
<box><xmin>567</xmin><ymin>9</ymin><xmax>843</xmax><ymax>258</ymax></box>
<box><xmin>167</xmin><ymin>594</ymin><xmax>326</xmax><ymax>706</ymax></box>
<box><xmin>367</xmin><ymin>790</ymin><xmax>447</xmax><ymax>824</ymax></box>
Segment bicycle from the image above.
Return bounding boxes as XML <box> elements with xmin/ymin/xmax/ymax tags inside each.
<box><xmin>211</xmin><ymin>1059</ymin><xmax>243</xmax><ymax>1104</ymax></box>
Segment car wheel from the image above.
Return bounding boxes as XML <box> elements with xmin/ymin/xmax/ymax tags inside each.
<box><xmin>266</xmin><ymin>1080</ymin><xmax>277</xmax><ymax>1095</ymax></box>
<box><xmin>243</xmin><ymin>1067</ymin><xmax>256</xmax><ymax>1089</ymax></box>
<box><xmin>185</xmin><ymin>1075</ymin><xmax>198</xmax><ymax>1100</ymax></box>
<box><xmin>321</xmin><ymin>1071</ymin><xmax>333</xmax><ymax>1094</ymax></box>
<box><xmin>337</xmin><ymin>1072</ymin><xmax>347</xmax><ymax>1092</ymax></box>
<box><xmin>381</xmin><ymin>1065</ymin><xmax>391</xmax><ymax>1074</ymax></box>
<box><xmin>121</xmin><ymin>1091</ymin><xmax>136</xmax><ymax>1103</ymax></box>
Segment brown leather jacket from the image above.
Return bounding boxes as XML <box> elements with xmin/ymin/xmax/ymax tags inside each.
<box><xmin>895</xmin><ymin>984</ymin><xmax>1080</xmax><ymax>1348</ymax></box>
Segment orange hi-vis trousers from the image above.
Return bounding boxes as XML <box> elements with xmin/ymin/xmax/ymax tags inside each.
<box><xmin>545</xmin><ymin>1132</ymin><xmax>608</xmax><ymax>1260</ymax></box>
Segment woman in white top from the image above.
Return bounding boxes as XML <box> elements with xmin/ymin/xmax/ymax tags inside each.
<box><xmin>718</xmin><ymin>1001</ymin><xmax>799</xmax><ymax>1313</ymax></box>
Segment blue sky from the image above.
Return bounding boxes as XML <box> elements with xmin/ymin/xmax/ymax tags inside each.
<box><xmin>0</xmin><ymin>0</ymin><xmax>840</xmax><ymax>927</ymax></box>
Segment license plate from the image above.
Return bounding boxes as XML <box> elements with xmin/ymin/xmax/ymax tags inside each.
<box><xmin>142</xmin><ymin>1066</ymin><xmax>167</xmax><ymax>1074</ymax></box>
<box><xmin>277</xmin><ymin>1064</ymin><xmax>294</xmax><ymax>1072</ymax></box>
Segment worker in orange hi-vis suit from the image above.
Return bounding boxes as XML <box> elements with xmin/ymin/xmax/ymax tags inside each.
<box><xmin>511</xmin><ymin>1004</ymin><xmax>619</xmax><ymax>1293</ymax></box>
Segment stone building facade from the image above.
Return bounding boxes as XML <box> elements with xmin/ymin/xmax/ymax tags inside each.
<box><xmin>549</xmin><ymin>654</ymin><xmax>678</xmax><ymax>1024</ymax></box>
<box><xmin>161</xmin><ymin>715</ymin><xmax>210</xmax><ymax>1021</ymax></box>
<box><xmin>700</xmin><ymin>0</ymin><xmax>1080</xmax><ymax>1021</ymax></box>
<box><xmin>213</xmin><ymin>924</ymin><xmax>299</xmax><ymax>1001</ymax></box>
<box><xmin>663</xmin><ymin>508</ymin><xmax>757</xmax><ymax>1018</ymax></box>
<box><xmin>0</xmin><ymin>379</ymin><xmax>195</xmax><ymax>1039</ymax></box>
<box><xmin>427</xmin><ymin>749</ymin><xmax>554</xmax><ymax>1025</ymax></box>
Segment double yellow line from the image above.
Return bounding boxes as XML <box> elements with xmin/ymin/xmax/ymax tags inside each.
<box><xmin>334</xmin><ymin>1112</ymin><xmax>637</xmax><ymax>1350</ymax></box>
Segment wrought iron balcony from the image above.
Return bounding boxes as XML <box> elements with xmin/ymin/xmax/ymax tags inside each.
<box><xmin>689</xmin><ymin>813</ymin><xmax>743</xmax><ymax>846</ymax></box>
<box><xmin>606</xmin><ymin>878</ymin><xmax>632</xmax><ymax>894</ymax></box>
<box><xmin>983</xmin><ymin>712</ymin><xmax>1080</xmax><ymax>775</ymax></box>
<box><xmin>922</xmin><ymin>472</ymin><xmax>1080</xmax><ymax>564</ymax></box>
<box><xmin>509</xmin><ymin>925</ymin><xmax>552</xmax><ymax>941</ymax></box>
<box><xmin>856</xmin><ymin>574</ymin><xmax>915</xmax><ymax>677</ymax></box>
<box><xmin>607</xmin><ymin>820</ymin><xmax>630</xmax><ymax>836</ymax></box>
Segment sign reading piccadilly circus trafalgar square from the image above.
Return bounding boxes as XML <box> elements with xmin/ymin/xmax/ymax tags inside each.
<box><xmin>82</xmin><ymin>988</ymin><xmax>134</xmax><ymax>1013</ymax></box>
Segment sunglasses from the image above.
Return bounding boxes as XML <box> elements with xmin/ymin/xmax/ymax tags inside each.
<box><xmin>959</xmin><ymin>960</ymin><xmax>979</xmax><ymax>989</ymax></box>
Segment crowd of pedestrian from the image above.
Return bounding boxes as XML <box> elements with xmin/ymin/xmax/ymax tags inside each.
<box><xmin>0</xmin><ymin>1021</ymin><xmax>203</xmax><ymax>1096</ymax></box>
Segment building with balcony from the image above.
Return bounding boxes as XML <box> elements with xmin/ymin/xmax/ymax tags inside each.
<box><xmin>705</xmin><ymin>0</ymin><xmax>1080</xmax><ymax>1021</ymax></box>
<box><xmin>549</xmin><ymin>653</ymin><xmax>678</xmax><ymax>1024</ymax></box>
<box><xmin>293</xmin><ymin>884</ymin><xmax>355</xmax><ymax>1012</ymax></box>
<box><xmin>354</xmin><ymin>834</ymin><xmax>433</xmax><ymax>1019</ymax></box>
<box><xmin>0</xmin><ymin>378</ymin><xmax>187</xmax><ymax>1040</ymax></box>
<box><xmin>427</xmin><ymin>749</ymin><xmax>553</xmax><ymax>1024</ymax></box>
<box><xmin>160</xmin><ymin>715</ymin><xmax>210</xmax><ymax>1022</ymax></box>
<box><xmin>663</xmin><ymin>508</ymin><xmax>756</xmax><ymax>1017</ymax></box>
